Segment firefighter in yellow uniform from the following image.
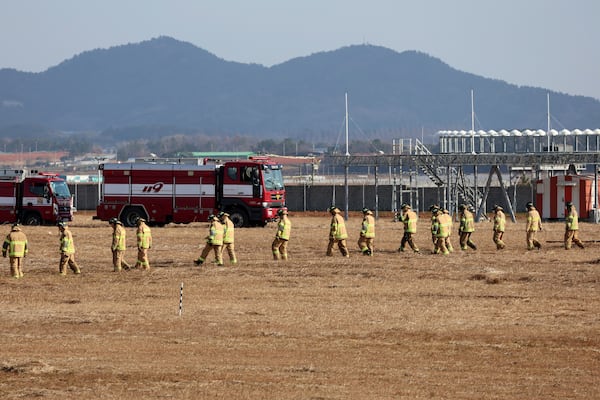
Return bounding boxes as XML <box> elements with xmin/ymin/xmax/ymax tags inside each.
<box><xmin>399</xmin><ymin>204</ymin><xmax>419</xmax><ymax>253</ymax></box>
<box><xmin>357</xmin><ymin>207</ymin><xmax>375</xmax><ymax>256</ymax></box>
<box><xmin>218</xmin><ymin>211</ymin><xmax>237</xmax><ymax>265</ymax></box>
<box><xmin>134</xmin><ymin>217</ymin><xmax>152</xmax><ymax>269</ymax></box>
<box><xmin>428</xmin><ymin>204</ymin><xmax>440</xmax><ymax>252</ymax></box>
<box><xmin>327</xmin><ymin>206</ymin><xmax>349</xmax><ymax>257</ymax></box>
<box><xmin>2</xmin><ymin>223</ymin><xmax>28</xmax><ymax>278</ymax></box>
<box><xmin>564</xmin><ymin>202</ymin><xmax>585</xmax><ymax>250</ymax></box>
<box><xmin>110</xmin><ymin>218</ymin><xmax>131</xmax><ymax>272</ymax></box>
<box><xmin>443</xmin><ymin>208</ymin><xmax>454</xmax><ymax>252</ymax></box>
<box><xmin>272</xmin><ymin>209</ymin><xmax>291</xmax><ymax>260</ymax></box>
<box><xmin>492</xmin><ymin>205</ymin><xmax>506</xmax><ymax>250</ymax></box>
<box><xmin>525</xmin><ymin>202</ymin><xmax>542</xmax><ymax>250</ymax></box>
<box><xmin>431</xmin><ymin>208</ymin><xmax>450</xmax><ymax>255</ymax></box>
<box><xmin>58</xmin><ymin>221</ymin><xmax>81</xmax><ymax>275</ymax></box>
<box><xmin>195</xmin><ymin>214</ymin><xmax>224</xmax><ymax>266</ymax></box>
<box><xmin>458</xmin><ymin>204</ymin><xmax>477</xmax><ymax>250</ymax></box>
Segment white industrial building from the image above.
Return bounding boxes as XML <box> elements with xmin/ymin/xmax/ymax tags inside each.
<box><xmin>437</xmin><ymin>129</ymin><xmax>600</xmax><ymax>154</ymax></box>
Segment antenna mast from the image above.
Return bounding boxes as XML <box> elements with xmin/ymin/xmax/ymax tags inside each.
<box><xmin>471</xmin><ymin>89</ymin><xmax>476</xmax><ymax>154</ymax></box>
<box><xmin>345</xmin><ymin>92</ymin><xmax>350</xmax><ymax>156</ymax></box>
<box><xmin>547</xmin><ymin>93</ymin><xmax>551</xmax><ymax>152</ymax></box>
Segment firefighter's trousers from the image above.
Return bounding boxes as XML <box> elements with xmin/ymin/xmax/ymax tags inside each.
<box><xmin>113</xmin><ymin>250</ymin><xmax>131</xmax><ymax>271</ymax></box>
<box><xmin>272</xmin><ymin>238</ymin><xmax>289</xmax><ymax>260</ymax></box>
<box><xmin>9</xmin><ymin>256</ymin><xmax>24</xmax><ymax>278</ymax></box>
<box><xmin>59</xmin><ymin>253</ymin><xmax>81</xmax><ymax>275</ymax></box>
<box><xmin>200</xmin><ymin>244</ymin><xmax>223</xmax><ymax>266</ymax></box>
<box><xmin>493</xmin><ymin>231</ymin><xmax>505</xmax><ymax>250</ymax></box>
<box><xmin>221</xmin><ymin>242</ymin><xmax>237</xmax><ymax>264</ymax></box>
<box><xmin>136</xmin><ymin>247</ymin><xmax>150</xmax><ymax>269</ymax></box>
<box><xmin>564</xmin><ymin>230</ymin><xmax>584</xmax><ymax>250</ymax></box>
<box><xmin>327</xmin><ymin>238</ymin><xmax>349</xmax><ymax>257</ymax></box>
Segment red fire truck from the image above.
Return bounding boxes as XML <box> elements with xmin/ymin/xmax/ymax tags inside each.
<box><xmin>95</xmin><ymin>158</ymin><xmax>286</xmax><ymax>227</ymax></box>
<box><xmin>0</xmin><ymin>169</ymin><xmax>74</xmax><ymax>225</ymax></box>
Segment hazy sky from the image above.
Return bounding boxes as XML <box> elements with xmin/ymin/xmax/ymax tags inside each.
<box><xmin>2</xmin><ymin>0</ymin><xmax>599</xmax><ymax>100</ymax></box>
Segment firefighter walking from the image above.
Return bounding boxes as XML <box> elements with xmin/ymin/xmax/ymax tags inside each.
<box><xmin>194</xmin><ymin>214</ymin><xmax>224</xmax><ymax>266</ymax></box>
<box><xmin>525</xmin><ymin>202</ymin><xmax>543</xmax><ymax>250</ymax></box>
<box><xmin>564</xmin><ymin>202</ymin><xmax>585</xmax><ymax>250</ymax></box>
<box><xmin>327</xmin><ymin>206</ymin><xmax>349</xmax><ymax>257</ymax></box>
<box><xmin>398</xmin><ymin>203</ymin><xmax>419</xmax><ymax>253</ymax></box>
<box><xmin>58</xmin><ymin>221</ymin><xmax>81</xmax><ymax>275</ymax></box>
<box><xmin>2</xmin><ymin>223</ymin><xmax>28</xmax><ymax>278</ymax></box>
<box><xmin>443</xmin><ymin>208</ymin><xmax>454</xmax><ymax>252</ymax></box>
<box><xmin>428</xmin><ymin>204</ymin><xmax>441</xmax><ymax>252</ymax></box>
<box><xmin>458</xmin><ymin>204</ymin><xmax>477</xmax><ymax>250</ymax></box>
<box><xmin>431</xmin><ymin>207</ymin><xmax>451</xmax><ymax>255</ymax></box>
<box><xmin>357</xmin><ymin>207</ymin><xmax>375</xmax><ymax>256</ymax></box>
<box><xmin>492</xmin><ymin>205</ymin><xmax>506</xmax><ymax>250</ymax></box>
<box><xmin>218</xmin><ymin>211</ymin><xmax>237</xmax><ymax>265</ymax></box>
<box><xmin>109</xmin><ymin>218</ymin><xmax>131</xmax><ymax>272</ymax></box>
<box><xmin>272</xmin><ymin>209</ymin><xmax>291</xmax><ymax>260</ymax></box>
<box><xmin>134</xmin><ymin>217</ymin><xmax>152</xmax><ymax>269</ymax></box>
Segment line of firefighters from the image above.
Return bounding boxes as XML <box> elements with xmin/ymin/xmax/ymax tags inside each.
<box><xmin>1</xmin><ymin>209</ymin><xmax>292</xmax><ymax>278</ymax></box>
<box><xmin>324</xmin><ymin>201</ymin><xmax>584</xmax><ymax>257</ymax></box>
<box><xmin>2</xmin><ymin>216</ymin><xmax>155</xmax><ymax>279</ymax></box>
<box><xmin>192</xmin><ymin>209</ymin><xmax>292</xmax><ymax>267</ymax></box>
<box><xmin>2</xmin><ymin>201</ymin><xmax>585</xmax><ymax>278</ymax></box>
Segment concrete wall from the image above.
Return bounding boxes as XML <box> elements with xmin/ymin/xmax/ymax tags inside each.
<box><xmin>71</xmin><ymin>183</ymin><xmax>535</xmax><ymax>215</ymax></box>
<box><xmin>285</xmin><ymin>184</ymin><xmax>534</xmax><ymax>213</ymax></box>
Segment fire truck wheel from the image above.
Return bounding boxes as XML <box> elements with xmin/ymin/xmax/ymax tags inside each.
<box><xmin>228</xmin><ymin>209</ymin><xmax>248</xmax><ymax>228</ymax></box>
<box><xmin>23</xmin><ymin>213</ymin><xmax>42</xmax><ymax>225</ymax></box>
<box><xmin>122</xmin><ymin>208</ymin><xmax>147</xmax><ymax>227</ymax></box>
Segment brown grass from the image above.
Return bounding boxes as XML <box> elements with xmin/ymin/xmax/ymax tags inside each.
<box><xmin>1</xmin><ymin>211</ymin><xmax>599</xmax><ymax>399</ymax></box>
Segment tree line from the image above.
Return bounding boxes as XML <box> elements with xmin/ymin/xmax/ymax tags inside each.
<box><xmin>1</xmin><ymin>124</ymin><xmax>399</xmax><ymax>161</ymax></box>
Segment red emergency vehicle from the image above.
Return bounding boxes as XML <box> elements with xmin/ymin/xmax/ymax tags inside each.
<box><xmin>95</xmin><ymin>158</ymin><xmax>286</xmax><ymax>227</ymax></box>
<box><xmin>0</xmin><ymin>169</ymin><xmax>74</xmax><ymax>225</ymax></box>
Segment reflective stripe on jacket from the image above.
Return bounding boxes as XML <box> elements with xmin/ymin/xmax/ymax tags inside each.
<box><xmin>276</xmin><ymin>217</ymin><xmax>292</xmax><ymax>240</ymax></box>
<box><xmin>136</xmin><ymin>222</ymin><xmax>152</xmax><ymax>249</ymax></box>
<box><xmin>526</xmin><ymin>209</ymin><xmax>542</xmax><ymax>232</ymax></box>
<box><xmin>60</xmin><ymin>228</ymin><xmax>75</xmax><ymax>254</ymax></box>
<box><xmin>208</xmin><ymin>221</ymin><xmax>224</xmax><ymax>245</ymax></box>
<box><xmin>360</xmin><ymin>214</ymin><xmax>375</xmax><ymax>238</ymax></box>
<box><xmin>112</xmin><ymin>225</ymin><xmax>127</xmax><ymax>251</ymax></box>
<box><xmin>330</xmin><ymin>213</ymin><xmax>348</xmax><ymax>240</ymax></box>
<box><xmin>431</xmin><ymin>215</ymin><xmax>438</xmax><ymax>235</ymax></box>
<box><xmin>402</xmin><ymin>210</ymin><xmax>418</xmax><ymax>233</ymax></box>
<box><xmin>222</xmin><ymin>218</ymin><xmax>235</xmax><ymax>244</ymax></box>
<box><xmin>493</xmin><ymin>211</ymin><xmax>506</xmax><ymax>232</ymax></box>
<box><xmin>460</xmin><ymin>210</ymin><xmax>475</xmax><ymax>233</ymax></box>
<box><xmin>3</xmin><ymin>230</ymin><xmax>28</xmax><ymax>257</ymax></box>
<box><xmin>566</xmin><ymin>209</ymin><xmax>579</xmax><ymax>231</ymax></box>
<box><xmin>437</xmin><ymin>214</ymin><xmax>452</xmax><ymax>238</ymax></box>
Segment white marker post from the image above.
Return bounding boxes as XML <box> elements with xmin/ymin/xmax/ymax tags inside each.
<box><xmin>178</xmin><ymin>282</ymin><xmax>184</xmax><ymax>316</ymax></box>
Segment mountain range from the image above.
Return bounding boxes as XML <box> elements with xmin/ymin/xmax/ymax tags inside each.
<box><xmin>1</xmin><ymin>36</ymin><xmax>599</xmax><ymax>143</ymax></box>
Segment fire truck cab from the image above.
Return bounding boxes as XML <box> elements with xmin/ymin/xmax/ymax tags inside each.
<box><xmin>95</xmin><ymin>158</ymin><xmax>285</xmax><ymax>227</ymax></box>
<box><xmin>0</xmin><ymin>169</ymin><xmax>74</xmax><ymax>225</ymax></box>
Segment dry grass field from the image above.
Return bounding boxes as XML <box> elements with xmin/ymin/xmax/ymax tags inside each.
<box><xmin>1</xmin><ymin>210</ymin><xmax>599</xmax><ymax>399</ymax></box>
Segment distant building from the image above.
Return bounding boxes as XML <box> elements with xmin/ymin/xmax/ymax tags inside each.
<box><xmin>177</xmin><ymin>151</ymin><xmax>255</xmax><ymax>161</ymax></box>
<box><xmin>438</xmin><ymin>129</ymin><xmax>600</xmax><ymax>154</ymax></box>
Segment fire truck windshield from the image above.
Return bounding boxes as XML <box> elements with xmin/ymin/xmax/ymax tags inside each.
<box><xmin>263</xmin><ymin>166</ymin><xmax>284</xmax><ymax>190</ymax></box>
<box><xmin>50</xmin><ymin>181</ymin><xmax>71</xmax><ymax>198</ymax></box>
